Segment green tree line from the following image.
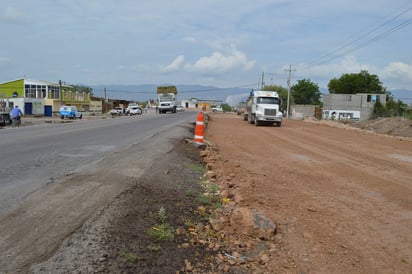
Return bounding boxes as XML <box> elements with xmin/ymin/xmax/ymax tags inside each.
<box><xmin>263</xmin><ymin>70</ymin><xmax>408</xmax><ymax>118</ymax></box>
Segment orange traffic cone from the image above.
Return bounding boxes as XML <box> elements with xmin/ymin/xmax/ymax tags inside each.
<box><xmin>194</xmin><ymin>111</ymin><xmax>205</xmax><ymax>145</ymax></box>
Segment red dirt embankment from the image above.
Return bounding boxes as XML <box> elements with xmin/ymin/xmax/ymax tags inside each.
<box><xmin>201</xmin><ymin>113</ymin><xmax>412</xmax><ymax>273</ymax></box>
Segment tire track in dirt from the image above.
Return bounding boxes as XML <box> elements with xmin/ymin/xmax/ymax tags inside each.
<box><xmin>204</xmin><ymin>114</ymin><xmax>412</xmax><ymax>273</ymax></box>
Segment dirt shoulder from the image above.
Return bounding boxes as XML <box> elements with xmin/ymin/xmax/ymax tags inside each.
<box><xmin>31</xmin><ymin>138</ymin><xmax>217</xmax><ymax>273</ymax></box>
<box><xmin>198</xmin><ymin>113</ymin><xmax>412</xmax><ymax>273</ymax></box>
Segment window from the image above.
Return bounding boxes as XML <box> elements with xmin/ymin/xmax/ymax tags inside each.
<box><xmin>25</xmin><ymin>84</ymin><xmax>36</xmax><ymax>98</ymax></box>
<box><xmin>41</xmin><ymin>85</ymin><xmax>46</xmax><ymax>98</ymax></box>
<box><xmin>49</xmin><ymin>86</ymin><xmax>60</xmax><ymax>99</ymax></box>
<box><xmin>257</xmin><ymin>97</ymin><xmax>279</xmax><ymax>104</ymax></box>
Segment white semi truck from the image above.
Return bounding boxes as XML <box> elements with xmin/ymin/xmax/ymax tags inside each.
<box><xmin>244</xmin><ymin>90</ymin><xmax>283</xmax><ymax>127</ymax></box>
<box><xmin>157</xmin><ymin>86</ymin><xmax>177</xmax><ymax>114</ymax></box>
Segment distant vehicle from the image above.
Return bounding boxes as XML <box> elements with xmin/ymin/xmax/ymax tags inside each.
<box><xmin>127</xmin><ymin>106</ymin><xmax>142</xmax><ymax>115</ymax></box>
<box><xmin>212</xmin><ymin>106</ymin><xmax>223</xmax><ymax>112</ymax></box>
<box><xmin>109</xmin><ymin>107</ymin><xmax>123</xmax><ymax>116</ymax></box>
<box><xmin>59</xmin><ymin>106</ymin><xmax>83</xmax><ymax>119</ymax></box>
<box><xmin>157</xmin><ymin>86</ymin><xmax>177</xmax><ymax>114</ymax></box>
<box><xmin>0</xmin><ymin>101</ymin><xmax>12</xmax><ymax>126</ymax></box>
<box><xmin>236</xmin><ymin>102</ymin><xmax>246</xmax><ymax>116</ymax></box>
<box><xmin>176</xmin><ymin>105</ymin><xmax>184</xmax><ymax>112</ymax></box>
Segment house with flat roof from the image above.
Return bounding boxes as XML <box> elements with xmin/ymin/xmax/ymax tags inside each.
<box><xmin>181</xmin><ymin>98</ymin><xmax>223</xmax><ymax>110</ymax></box>
<box><xmin>322</xmin><ymin>93</ymin><xmax>387</xmax><ymax>122</ymax></box>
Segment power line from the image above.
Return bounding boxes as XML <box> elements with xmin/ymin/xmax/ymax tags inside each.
<box><xmin>299</xmin><ymin>5</ymin><xmax>412</xmax><ymax>71</ymax></box>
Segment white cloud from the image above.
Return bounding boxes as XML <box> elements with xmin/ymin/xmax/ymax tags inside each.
<box><xmin>0</xmin><ymin>57</ymin><xmax>11</xmax><ymax>66</ymax></box>
<box><xmin>294</xmin><ymin>56</ymin><xmax>412</xmax><ymax>90</ymax></box>
<box><xmin>182</xmin><ymin>37</ymin><xmax>197</xmax><ymax>43</ymax></box>
<box><xmin>161</xmin><ymin>55</ymin><xmax>185</xmax><ymax>72</ymax></box>
<box><xmin>185</xmin><ymin>46</ymin><xmax>255</xmax><ymax>74</ymax></box>
<box><xmin>0</xmin><ymin>0</ymin><xmax>410</xmax><ymax>92</ymax></box>
<box><xmin>295</xmin><ymin>55</ymin><xmax>366</xmax><ymax>84</ymax></box>
<box><xmin>381</xmin><ymin>62</ymin><xmax>412</xmax><ymax>89</ymax></box>
<box><xmin>383</xmin><ymin>62</ymin><xmax>412</xmax><ymax>80</ymax></box>
<box><xmin>1</xmin><ymin>6</ymin><xmax>27</xmax><ymax>23</ymax></box>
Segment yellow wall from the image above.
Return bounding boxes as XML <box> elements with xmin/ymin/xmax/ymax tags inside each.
<box><xmin>89</xmin><ymin>100</ymin><xmax>102</xmax><ymax>112</ymax></box>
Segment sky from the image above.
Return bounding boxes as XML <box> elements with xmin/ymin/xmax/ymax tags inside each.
<box><xmin>1</xmin><ymin>0</ymin><xmax>411</xmax><ymax>98</ymax></box>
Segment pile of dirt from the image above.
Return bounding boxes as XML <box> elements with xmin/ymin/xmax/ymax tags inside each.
<box><xmin>343</xmin><ymin>117</ymin><xmax>412</xmax><ymax>137</ymax></box>
<box><xmin>350</xmin><ymin>117</ymin><xmax>412</xmax><ymax>137</ymax></box>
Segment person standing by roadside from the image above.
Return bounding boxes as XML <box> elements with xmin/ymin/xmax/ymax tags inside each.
<box><xmin>11</xmin><ymin>105</ymin><xmax>23</xmax><ymax>128</ymax></box>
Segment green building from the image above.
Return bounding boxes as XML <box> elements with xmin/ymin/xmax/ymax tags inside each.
<box><xmin>0</xmin><ymin>78</ymin><xmax>93</xmax><ymax>116</ymax></box>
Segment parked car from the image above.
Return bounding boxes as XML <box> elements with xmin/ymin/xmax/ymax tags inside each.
<box><xmin>109</xmin><ymin>107</ymin><xmax>123</xmax><ymax>116</ymax></box>
<box><xmin>59</xmin><ymin>106</ymin><xmax>83</xmax><ymax>119</ymax></box>
<box><xmin>176</xmin><ymin>105</ymin><xmax>185</xmax><ymax>112</ymax></box>
<box><xmin>127</xmin><ymin>106</ymin><xmax>142</xmax><ymax>115</ymax></box>
<box><xmin>212</xmin><ymin>106</ymin><xmax>223</xmax><ymax>112</ymax></box>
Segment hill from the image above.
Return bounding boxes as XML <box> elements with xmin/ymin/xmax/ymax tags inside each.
<box><xmin>91</xmin><ymin>84</ymin><xmax>252</xmax><ymax>105</ymax></box>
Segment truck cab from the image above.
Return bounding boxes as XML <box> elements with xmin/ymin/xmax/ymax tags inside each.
<box><xmin>246</xmin><ymin>90</ymin><xmax>283</xmax><ymax>126</ymax></box>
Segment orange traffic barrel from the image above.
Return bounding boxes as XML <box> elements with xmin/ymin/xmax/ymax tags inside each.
<box><xmin>194</xmin><ymin>111</ymin><xmax>205</xmax><ymax>145</ymax></box>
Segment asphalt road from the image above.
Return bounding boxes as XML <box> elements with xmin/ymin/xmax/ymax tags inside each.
<box><xmin>0</xmin><ymin>111</ymin><xmax>197</xmax><ymax>217</ymax></box>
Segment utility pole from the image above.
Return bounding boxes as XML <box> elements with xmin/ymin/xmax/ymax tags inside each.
<box><xmin>284</xmin><ymin>64</ymin><xmax>296</xmax><ymax>118</ymax></box>
<box><xmin>261</xmin><ymin>72</ymin><xmax>265</xmax><ymax>89</ymax></box>
<box><xmin>59</xmin><ymin>80</ymin><xmax>63</xmax><ymax>101</ymax></box>
<box><xmin>104</xmin><ymin>87</ymin><xmax>107</xmax><ymax>113</ymax></box>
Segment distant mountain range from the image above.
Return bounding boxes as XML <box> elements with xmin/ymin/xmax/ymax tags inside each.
<box><xmin>389</xmin><ymin>89</ymin><xmax>412</xmax><ymax>105</ymax></box>
<box><xmin>91</xmin><ymin>84</ymin><xmax>253</xmax><ymax>105</ymax></box>
<box><xmin>91</xmin><ymin>84</ymin><xmax>412</xmax><ymax>106</ymax></box>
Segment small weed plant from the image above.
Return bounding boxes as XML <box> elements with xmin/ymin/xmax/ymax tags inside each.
<box><xmin>147</xmin><ymin>243</ymin><xmax>161</xmax><ymax>252</ymax></box>
<box><xmin>147</xmin><ymin>206</ymin><xmax>175</xmax><ymax>242</ymax></box>
<box><xmin>187</xmin><ymin>163</ymin><xmax>206</xmax><ymax>173</ymax></box>
<box><xmin>147</xmin><ymin>223</ymin><xmax>174</xmax><ymax>241</ymax></box>
<box><xmin>121</xmin><ymin>251</ymin><xmax>139</xmax><ymax>263</ymax></box>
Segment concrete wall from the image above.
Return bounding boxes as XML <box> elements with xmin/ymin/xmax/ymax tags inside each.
<box><xmin>89</xmin><ymin>100</ymin><xmax>103</xmax><ymax>113</ymax></box>
<box><xmin>323</xmin><ymin>93</ymin><xmax>386</xmax><ymax>121</ymax></box>
<box><xmin>291</xmin><ymin>105</ymin><xmax>316</xmax><ymax>119</ymax></box>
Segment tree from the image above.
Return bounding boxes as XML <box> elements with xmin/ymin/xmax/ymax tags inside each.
<box><xmin>372</xmin><ymin>97</ymin><xmax>408</xmax><ymax>119</ymax></box>
<box><xmin>263</xmin><ymin>85</ymin><xmax>290</xmax><ymax>113</ymax></box>
<box><xmin>71</xmin><ymin>84</ymin><xmax>94</xmax><ymax>95</ymax></box>
<box><xmin>328</xmin><ymin>70</ymin><xmax>385</xmax><ymax>94</ymax></box>
<box><xmin>291</xmin><ymin>79</ymin><xmax>321</xmax><ymax>105</ymax></box>
<box><xmin>221</xmin><ymin>103</ymin><xmax>232</xmax><ymax>112</ymax></box>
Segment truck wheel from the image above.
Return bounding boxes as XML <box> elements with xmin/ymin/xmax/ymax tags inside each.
<box><xmin>254</xmin><ymin>116</ymin><xmax>260</xmax><ymax>126</ymax></box>
<box><xmin>247</xmin><ymin>114</ymin><xmax>253</xmax><ymax>124</ymax></box>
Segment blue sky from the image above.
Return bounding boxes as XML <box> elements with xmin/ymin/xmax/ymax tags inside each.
<box><xmin>1</xmin><ymin>0</ymin><xmax>411</xmax><ymax>95</ymax></box>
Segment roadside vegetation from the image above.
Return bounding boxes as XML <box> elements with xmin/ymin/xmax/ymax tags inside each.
<box><xmin>260</xmin><ymin>70</ymin><xmax>410</xmax><ymax>120</ymax></box>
